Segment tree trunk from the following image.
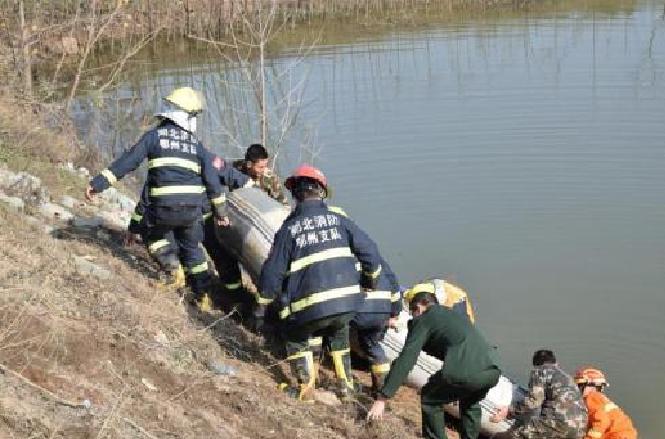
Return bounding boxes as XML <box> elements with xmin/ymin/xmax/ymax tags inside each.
<box><xmin>19</xmin><ymin>0</ymin><xmax>32</xmax><ymax>97</ymax></box>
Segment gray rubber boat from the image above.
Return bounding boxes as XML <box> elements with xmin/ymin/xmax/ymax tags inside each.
<box><xmin>216</xmin><ymin>187</ymin><xmax>525</xmax><ymax>436</ymax></box>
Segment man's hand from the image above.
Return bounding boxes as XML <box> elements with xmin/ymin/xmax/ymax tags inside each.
<box><xmin>85</xmin><ymin>185</ymin><xmax>95</xmax><ymax>202</ymax></box>
<box><xmin>217</xmin><ymin>216</ymin><xmax>231</xmax><ymax>227</ymax></box>
<box><xmin>366</xmin><ymin>400</ymin><xmax>386</xmax><ymax>421</ymax></box>
<box><xmin>490</xmin><ymin>406</ymin><xmax>509</xmax><ymax>423</ymax></box>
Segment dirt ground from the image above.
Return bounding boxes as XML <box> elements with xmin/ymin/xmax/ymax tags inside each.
<box><xmin>0</xmin><ymin>202</ymin><xmax>464</xmax><ymax>439</ymax></box>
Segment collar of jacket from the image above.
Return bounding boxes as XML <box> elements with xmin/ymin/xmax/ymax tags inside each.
<box><xmin>155</xmin><ymin>111</ymin><xmax>196</xmax><ymax>134</ymax></box>
<box><xmin>295</xmin><ymin>199</ymin><xmax>326</xmax><ymax>213</ymax></box>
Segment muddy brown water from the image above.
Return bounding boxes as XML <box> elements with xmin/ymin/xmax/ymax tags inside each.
<box><xmin>73</xmin><ymin>0</ymin><xmax>665</xmax><ymax>436</ymax></box>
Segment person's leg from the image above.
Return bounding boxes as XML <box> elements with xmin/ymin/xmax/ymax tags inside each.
<box><xmin>420</xmin><ymin>370</ymin><xmax>461</xmax><ymax>439</ymax></box>
<box><xmin>458</xmin><ymin>368</ymin><xmax>501</xmax><ymax>439</ymax></box>
<box><xmin>175</xmin><ymin>221</ymin><xmax>212</xmax><ymax>310</ymax></box>
<box><xmin>282</xmin><ymin>324</ymin><xmax>316</xmax><ymax>400</ymax></box>
<box><xmin>145</xmin><ymin>227</ymin><xmax>181</xmax><ymax>286</ymax></box>
<box><xmin>357</xmin><ymin>322</ymin><xmax>390</xmax><ymax>394</ymax></box>
<box><xmin>322</xmin><ymin>313</ymin><xmax>355</xmax><ymax>397</ymax></box>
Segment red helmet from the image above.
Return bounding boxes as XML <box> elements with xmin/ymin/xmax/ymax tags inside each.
<box><xmin>285</xmin><ymin>164</ymin><xmax>328</xmax><ymax>196</ymax></box>
<box><xmin>575</xmin><ymin>367</ymin><xmax>608</xmax><ymax>386</ymax></box>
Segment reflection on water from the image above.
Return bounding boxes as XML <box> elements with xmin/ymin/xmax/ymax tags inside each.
<box><xmin>73</xmin><ymin>0</ymin><xmax>665</xmax><ymax>436</ymax></box>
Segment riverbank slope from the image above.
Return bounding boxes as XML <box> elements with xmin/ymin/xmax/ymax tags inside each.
<box><xmin>0</xmin><ymin>100</ymin><xmax>463</xmax><ymax>438</ymax></box>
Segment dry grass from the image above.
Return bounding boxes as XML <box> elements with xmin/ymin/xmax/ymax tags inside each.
<box><xmin>0</xmin><ymin>202</ymin><xmax>448</xmax><ymax>439</ymax></box>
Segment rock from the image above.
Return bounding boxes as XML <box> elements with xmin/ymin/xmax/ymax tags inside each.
<box><xmin>0</xmin><ymin>193</ymin><xmax>24</xmax><ymax>212</ymax></box>
<box><xmin>73</xmin><ymin>256</ymin><xmax>111</xmax><ymax>280</ymax></box>
<box><xmin>96</xmin><ymin>229</ymin><xmax>111</xmax><ymax>240</ymax></box>
<box><xmin>38</xmin><ymin>202</ymin><xmax>74</xmax><ymax>222</ymax></box>
<box><xmin>208</xmin><ymin>362</ymin><xmax>237</xmax><ymax>376</ymax></box>
<box><xmin>154</xmin><ymin>330</ymin><xmax>169</xmax><ymax>346</ymax></box>
<box><xmin>70</xmin><ymin>216</ymin><xmax>104</xmax><ymax>229</ymax></box>
<box><xmin>312</xmin><ymin>390</ymin><xmax>341</xmax><ymax>406</ymax></box>
<box><xmin>60</xmin><ymin>195</ymin><xmax>83</xmax><ymax>209</ymax></box>
<box><xmin>99</xmin><ymin>210</ymin><xmax>130</xmax><ymax>231</ymax></box>
<box><xmin>78</xmin><ymin>167</ymin><xmax>90</xmax><ymax>177</ymax></box>
<box><xmin>141</xmin><ymin>378</ymin><xmax>158</xmax><ymax>391</ymax></box>
<box><xmin>99</xmin><ymin>188</ymin><xmax>135</xmax><ymax>213</ymax></box>
<box><xmin>0</xmin><ymin>169</ymin><xmax>45</xmax><ymax>201</ymax></box>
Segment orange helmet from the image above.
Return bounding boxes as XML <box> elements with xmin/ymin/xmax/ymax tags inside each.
<box><xmin>575</xmin><ymin>367</ymin><xmax>608</xmax><ymax>387</ymax></box>
<box><xmin>284</xmin><ymin>164</ymin><xmax>328</xmax><ymax>196</ymax></box>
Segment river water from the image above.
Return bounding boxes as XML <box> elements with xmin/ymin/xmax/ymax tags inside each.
<box><xmin>75</xmin><ymin>1</ymin><xmax>665</xmax><ymax>436</ymax></box>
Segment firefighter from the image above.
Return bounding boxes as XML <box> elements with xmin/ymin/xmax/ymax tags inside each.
<box><xmin>258</xmin><ymin>164</ymin><xmax>382</xmax><ymax>400</ymax></box>
<box><xmin>367</xmin><ymin>289</ymin><xmax>501</xmax><ymax>439</ymax></box>
<box><xmin>352</xmin><ymin>257</ymin><xmax>402</xmax><ymax>396</ymax></box>
<box><xmin>575</xmin><ymin>367</ymin><xmax>638</xmax><ymax>439</ymax></box>
<box><xmin>404</xmin><ymin>279</ymin><xmax>475</xmax><ymax>324</ymax></box>
<box><xmin>126</xmin><ymin>183</ymin><xmax>184</xmax><ymax>288</ymax></box>
<box><xmin>85</xmin><ymin>87</ymin><xmax>226</xmax><ymax>311</ymax></box>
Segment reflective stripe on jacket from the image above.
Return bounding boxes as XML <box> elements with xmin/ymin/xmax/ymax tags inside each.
<box><xmin>355</xmin><ymin>258</ymin><xmax>402</xmax><ymax>320</ymax></box>
<box><xmin>259</xmin><ymin>199</ymin><xmax>381</xmax><ymax>326</ymax></box>
<box><xmin>90</xmin><ymin>121</ymin><xmax>224</xmax><ymax>213</ymax></box>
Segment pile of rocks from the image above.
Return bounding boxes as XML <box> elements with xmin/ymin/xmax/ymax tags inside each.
<box><xmin>0</xmin><ymin>163</ymin><xmax>135</xmax><ymax>232</ymax></box>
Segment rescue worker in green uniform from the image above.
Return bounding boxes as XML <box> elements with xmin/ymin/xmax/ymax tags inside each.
<box><xmin>233</xmin><ymin>143</ymin><xmax>288</xmax><ymax>205</ymax></box>
<box><xmin>210</xmin><ymin>144</ymin><xmax>288</xmax><ymax>323</ymax></box>
<box><xmin>367</xmin><ymin>289</ymin><xmax>501</xmax><ymax>439</ymax></box>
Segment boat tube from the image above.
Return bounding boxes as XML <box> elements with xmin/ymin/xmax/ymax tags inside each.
<box><xmin>216</xmin><ymin>187</ymin><xmax>525</xmax><ymax>436</ymax></box>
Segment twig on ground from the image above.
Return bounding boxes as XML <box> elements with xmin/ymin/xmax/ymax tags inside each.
<box><xmin>0</xmin><ymin>362</ymin><xmax>87</xmax><ymax>409</ymax></box>
<box><xmin>122</xmin><ymin>418</ymin><xmax>160</xmax><ymax>439</ymax></box>
<box><xmin>198</xmin><ymin>308</ymin><xmax>237</xmax><ymax>332</ymax></box>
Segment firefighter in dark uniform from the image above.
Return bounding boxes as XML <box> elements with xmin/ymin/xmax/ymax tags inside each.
<box><xmin>367</xmin><ymin>289</ymin><xmax>501</xmax><ymax>439</ymax></box>
<box><xmin>352</xmin><ymin>257</ymin><xmax>403</xmax><ymax>395</ymax></box>
<box><xmin>85</xmin><ymin>87</ymin><xmax>226</xmax><ymax>310</ymax></box>
<box><xmin>259</xmin><ymin>164</ymin><xmax>382</xmax><ymax>400</ymax></box>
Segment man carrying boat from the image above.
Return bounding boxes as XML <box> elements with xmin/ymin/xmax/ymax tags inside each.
<box><xmin>259</xmin><ymin>164</ymin><xmax>383</xmax><ymax>399</ymax></box>
<box><xmin>367</xmin><ymin>288</ymin><xmax>501</xmax><ymax>439</ymax></box>
<box><xmin>202</xmin><ymin>144</ymin><xmax>287</xmax><ymax>321</ymax></box>
<box><xmin>491</xmin><ymin>349</ymin><xmax>587</xmax><ymax>439</ymax></box>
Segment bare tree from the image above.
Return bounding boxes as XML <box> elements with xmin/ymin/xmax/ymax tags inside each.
<box><xmin>190</xmin><ymin>0</ymin><xmax>321</xmax><ymax>172</ymax></box>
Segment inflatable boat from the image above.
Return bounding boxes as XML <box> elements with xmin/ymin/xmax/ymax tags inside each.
<box><xmin>216</xmin><ymin>187</ymin><xmax>525</xmax><ymax>436</ymax></box>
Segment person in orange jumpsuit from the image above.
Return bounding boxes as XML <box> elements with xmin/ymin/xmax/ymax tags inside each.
<box><xmin>574</xmin><ymin>367</ymin><xmax>638</xmax><ymax>439</ymax></box>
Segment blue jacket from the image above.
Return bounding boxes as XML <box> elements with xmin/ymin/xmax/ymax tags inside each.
<box><xmin>354</xmin><ymin>258</ymin><xmax>403</xmax><ymax>326</ymax></box>
<box><xmin>259</xmin><ymin>200</ymin><xmax>382</xmax><ymax>326</ymax></box>
<box><xmin>90</xmin><ymin>120</ymin><xmax>225</xmax><ymax>216</ymax></box>
<box><xmin>201</xmin><ymin>153</ymin><xmax>249</xmax><ymax>219</ymax></box>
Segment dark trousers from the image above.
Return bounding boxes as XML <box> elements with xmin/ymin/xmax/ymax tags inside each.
<box><xmin>146</xmin><ymin>219</ymin><xmax>209</xmax><ymax>294</ymax></box>
<box><xmin>351</xmin><ymin>315</ymin><xmax>389</xmax><ymax>367</ymax></box>
<box><xmin>143</xmin><ymin>230</ymin><xmax>178</xmax><ymax>270</ymax></box>
<box><xmin>284</xmin><ymin>313</ymin><xmax>354</xmax><ymax>356</ymax></box>
<box><xmin>202</xmin><ymin>216</ymin><xmax>242</xmax><ymax>287</ymax></box>
<box><xmin>420</xmin><ymin>367</ymin><xmax>500</xmax><ymax>439</ymax></box>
